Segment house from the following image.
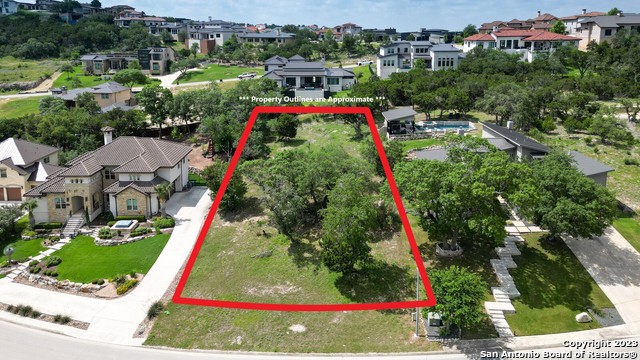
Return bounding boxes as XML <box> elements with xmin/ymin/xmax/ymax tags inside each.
<box><xmin>361</xmin><ymin>28</ymin><xmax>398</xmax><ymax>42</ymax></box>
<box><xmin>332</xmin><ymin>22</ymin><xmax>362</xmax><ymax>41</ymax></box>
<box><xmin>113</xmin><ymin>10</ymin><xmax>166</xmax><ymax>28</ymax></box>
<box><xmin>81</xmin><ymin>47</ymin><xmax>175</xmax><ymax>76</ymax></box>
<box><xmin>154</xmin><ymin>22</ymin><xmax>187</xmax><ymax>41</ymax></box>
<box><xmin>382</xmin><ymin>107</ymin><xmax>417</xmax><ymax>138</ymax></box>
<box><xmin>25</xmin><ymin>131</ymin><xmax>192</xmax><ymax>225</ymax></box>
<box><xmin>0</xmin><ymin>0</ymin><xmax>18</xmax><ymax>15</ymax></box>
<box><xmin>376</xmin><ymin>41</ymin><xmax>463</xmax><ymax>79</ymax></box>
<box><xmin>0</xmin><ymin>138</ymin><xmax>63</xmax><ymax>203</ymax></box>
<box><xmin>52</xmin><ymin>82</ymin><xmax>133</xmax><ymax>113</ymax></box>
<box><xmin>481</xmin><ymin>121</ymin><xmax>613</xmax><ymax>185</ymax></box>
<box><xmin>238</xmin><ymin>30</ymin><xmax>295</xmax><ymax>45</ymax></box>
<box><xmin>576</xmin><ymin>12</ymin><xmax>640</xmax><ymax>50</ymax></box>
<box><xmin>263</xmin><ymin>55</ymin><xmax>356</xmax><ymax>99</ymax></box>
<box><xmin>561</xmin><ymin>9</ymin><xmax>606</xmax><ymax>37</ymax></box>
<box><xmin>463</xmin><ymin>29</ymin><xmax>580</xmax><ymax>62</ymax></box>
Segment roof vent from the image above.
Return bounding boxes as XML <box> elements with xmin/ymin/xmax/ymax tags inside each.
<box><xmin>582</xmin><ymin>9</ymin><xmax>587</xmax><ymax>15</ymax></box>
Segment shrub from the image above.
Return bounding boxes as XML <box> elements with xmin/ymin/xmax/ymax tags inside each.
<box><xmin>0</xmin><ymin>261</ymin><xmax>8</xmax><ymax>268</ymax></box>
<box><xmin>22</xmin><ymin>230</ymin><xmax>38</xmax><ymax>237</ymax></box>
<box><xmin>45</xmin><ymin>256</ymin><xmax>62</xmax><ymax>267</ymax></box>
<box><xmin>17</xmin><ymin>305</ymin><xmax>33</xmax><ymax>317</ymax></box>
<box><xmin>147</xmin><ymin>301</ymin><xmax>165</xmax><ymax>320</ymax></box>
<box><xmin>584</xmin><ymin>136</ymin><xmax>593</xmax><ymax>145</ymax></box>
<box><xmin>44</xmin><ymin>270</ymin><xmax>51</xmax><ymax>276</ymax></box>
<box><xmin>48</xmin><ymin>236</ymin><xmax>60</xmax><ymax>243</ymax></box>
<box><xmin>107</xmin><ymin>221</ymin><xmax>117</xmax><ymax>227</ymax></box>
<box><xmin>130</xmin><ymin>227</ymin><xmax>151</xmax><ymax>237</ymax></box>
<box><xmin>103</xmin><ymin>211</ymin><xmax>115</xmax><ymax>222</ymax></box>
<box><xmin>111</xmin><ymin>274</ymin><xmax>127</xmax><ymax>286</ymax></box>
<box><xmin>29</xmin><ymin>260</ymin><xmax>39</xmax><ymax>267</ymax></box>
<box><xmin>116</xmin><ymin>279</ymin><xmax>139</xmax><ymax>295</ymax></box>
<box><xmin>155</xmin><ymin>226</ymin><xmax>161</xmax><ymax>235</ymax></box>
<box><xmin>115</xmin><ymin>215</ymin><xmax>146</xmax><ymax>222</ymax></box>
<box><xmin>53</xmin><ymin>314</ymin><xmax>71</xmax><ymax>324</ymax></box>
<box><xmin>7</xmin><ymin>305</ymin><xmax>15</xmax><ymax>313</ymax></box>
<box><xmin>593</xmin><ymin>147</ymin><xmax>600</xmax><ymax>154</ymax></box>
<box><xmin>51</xmin><ymin>271</ymin><xmax>58</xmax><ymax>277</ymax></box>
<box><xmin>30</xmin><ymin>310</ymin><xmax>42</xmax><ymax>318</ymax></box>
<box><xmin>29</xmin><ymin>266</ymin><xmax>41</xmax><ymax>274</ymax></box>
<box><xmin>98</xmin><ymin>227</ymin><xmax>114</xmax><ymax>239</ymax></box>
<box><xmin>152</xmin><ymin>217</ymin><xmax>175</xmax><ymax>229</ymax></box>
<box><xmin>624</xmin><ymin>158</ymin><xmax>639</xmax><ymax>166</ymax></box>
<box><xmin>34</xmin><ymin>223</ymin><xmax>63</xmax><ymax>230</ymax></box>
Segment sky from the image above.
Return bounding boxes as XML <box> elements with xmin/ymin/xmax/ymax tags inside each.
<box><xmin>101</xmin><ymin>0</ymin><xmax>639</xmax><ymax>31</ymax></box>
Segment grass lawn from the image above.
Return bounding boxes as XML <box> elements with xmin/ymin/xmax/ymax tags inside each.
<box><xmin>613</xmin><ymin>217</ymin><xmax>640</xmax><ymax>254</ymax></box>
<box><xmin>146</xmin><ymin>121</ymin><xmax>443</xmax><ymax>352</ymax></box>
<box><xmin>0</xmin><ymin>216</ymin><xmax>47</xmax><ymax>263</ymax></box>
<box><xmin>176</xmin><ymin>64</ymin><xmax>264</xmax><ymax>84</ymax></box>
<box><xmin>52</xmin><ymin>66</ymin><xmax>159</xmax><ymax>89</ymax></box>
<box><xmin>0</xmin><ymin>97</ymin><xmax>45</xmax><ymax>118</ymax></box>
<box><xmin>400</xmin><ymin>138</ymin><xmax>443</xmax><ymax>153</ymax></box>
<box><xmin>0</xmin><ymin>56</ymin><xmax>62</xmax><ymax>84</ymax></box>
<box><xmin>188</xmin><ymin>172</ymin><xmax>207</xmax><ymax>186</ymax></box>
<box><xmin>506</xmin><ymin>233</ymin><xmax>613</xmax><ymax>336</ymax></box>
<box><xmin>52</xmin><ymin>234</ymin><xmax>170</xmax><ymax>283</ymax></box>
<box><xmin>353</xmin><ymin>65</ymin><xmax>375</xmax><ymax>82</ymax></box>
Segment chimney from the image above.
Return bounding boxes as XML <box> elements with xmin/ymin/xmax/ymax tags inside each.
<box><xmin>60</xmin><ymin>85</ymin><xmax>67</xmax><ymax>95</ymax></box>
<box><xmin>537</xmin><ymin>10</ymin><xmax>541</xmax><ymax>17</ymax></box>
<box><xmin>506</xmin><ymin>121</ymin><xmax>514</xmax><ymax>130</ymax></box>
<box><xmin>101</xmin><ymin>126</ymin><xmax>114</xmax><ymax>145</ymax></box>
<box><xmin>618</xmin><ymin>10</ymin><xmax>623</xmax><ymax>17</ymax></box>
<box><xmin>208</xmin><ymin>16</ymin><xmax>212</xmax><ymax>22</ymax></box>
<box><xmin>582</xmin><ymin>9</ymin><xmax>587</xmax><ymax>15</ymax></box>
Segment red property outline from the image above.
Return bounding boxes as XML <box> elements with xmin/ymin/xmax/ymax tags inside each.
<box><xmin>172</xmin><ymin>106</ymin><xmax>437</xmax><ymax>311</ymax></box>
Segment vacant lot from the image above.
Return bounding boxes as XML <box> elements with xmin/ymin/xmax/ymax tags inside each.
<box><xmin>506</xmin><ymin>233</ymin><xmax>613</xmax><ymax>335</ymax></box>
<box><xmin>0</xmin><ymin>96</ymin><xmax>44</xmax><ymax>118</ymax></box>
<box><xmin>52</xmin><ymin>234</ymin><xmax>170</xmax><ymax>283</ymax></box>
<box><xmin>0</xmin><ymin>56</ymin><xmax>61</xmax><ymax>84</ymax></box>
<box><xmin>176</xmin><ymin>64</ymin><xmax>264</xmax><ymax>84</ymax></box>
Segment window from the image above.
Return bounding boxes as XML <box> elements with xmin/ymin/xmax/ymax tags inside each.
<box><xmin>216</xmin><ymin>33</ymin><xmax>221</xmax><ymax>38</ymax></box>
<box><xmin>101</xmin><ymin>93</ymin><xmax>110</xmax><ymax>99</ymax></box>
<box><xmin>43</xmin><ymin>156</ymin><xmax>50</xmax><ymax>164</ymax></box>
<box><xmin>126</xmin><ymin>199</ymin><xmax>138</xmax><ymax>211</ymax></box>
<box><xmin>55</xmin><ymin>198</ymin><xmax>66</xmax><ymax>209</ymax></box>
<box><xmin>153</xmin><ymin>63</ymin><xmax>160</xmax><ymax>71</ymax></box>
<box><xmin>128</xmin><ymin>174</ymin><xmax>141</xmax><ymax>181</ymax></box>
<box><xmin>327</xmin><ymin>77</ymin><xmax>339</xmax><ymax>85</ymax></box>
<box><xmin>104</xmin><ymin>169</ymin><xmax>115</xmax><ymax>180</ymax></box>
<box><xmin>95</xmin><ymin>62</ymin><xmax>102</xmax><ymax>70</ymax></box>
<box><xmin>604</xmin><ymin>29</ymin><xmax>612</xmax><ymax>36</ymax></box>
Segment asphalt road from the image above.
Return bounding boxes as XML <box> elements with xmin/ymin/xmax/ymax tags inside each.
<box><xmin>2</xmin><ymin>320</ymin><xmax>639</xmax><ymax>360</ymax></box>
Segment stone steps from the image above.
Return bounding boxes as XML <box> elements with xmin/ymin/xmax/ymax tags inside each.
<box><xmin>499</xmin><ymin>255</ymin><xmax>518</xmax><ymax>269</ymax></box>
<box><xmin>485</xmin><ymin>301</ymin><xmax>516</xmax><ymax>314</ymax></box>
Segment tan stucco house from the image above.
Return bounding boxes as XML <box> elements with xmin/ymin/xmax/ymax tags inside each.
<box><xmin>52</xmin><ymin>81</ymin><xmax>134</xmax><ymax>112</ymax></box>
<box><xmin>25</xmin><ymin>130</ymin><xmax>192</xmax><ymax>226</ymax></box>
<box><xmin>0</xmin><ymin>138</ymin><xmax>64</xmax><ymax>204</ymax></box>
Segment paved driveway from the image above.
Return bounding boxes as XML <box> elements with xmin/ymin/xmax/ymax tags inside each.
<box><xmin>0</xmin><ymin>187</ymin><xmax>211</xmax><ymax>345</ymax></box>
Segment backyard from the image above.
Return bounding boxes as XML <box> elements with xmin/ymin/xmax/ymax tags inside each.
<box><xmin>52</xmin><ymin>65</ymin><xmax>159</xmax><ymax>89</ymax></box>
<box><xmin>506</xmin><ymin>233</ymin><xmax>613</xmax><ymax>335</ymax></box>
<box><xmin>0</xmin><ymin>96</ymin><xmax>44</xmax><ymax>119</ymax></box>
<box><xmin>52</xmin><ymin>234</ymin><xmax>170</xmax><ymax>283</ymax></box>
<box><xmin>175</xmin><ymin>64</ymin><xmax>264</xmax><ymax>84</ymax></box>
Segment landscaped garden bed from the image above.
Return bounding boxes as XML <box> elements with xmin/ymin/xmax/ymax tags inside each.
<box><xmin>0</xmin><ymin>302</ymin><xmax>89</xmax><ymax>330</ymax></box>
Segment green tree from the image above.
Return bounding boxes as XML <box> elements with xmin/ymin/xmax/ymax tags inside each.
<box><xmin>190</xmin><ymin>43</ymin><xmax>200</xmax><ymax>58</ymax></box>
<box><xmin>60</xmin><ymin>63</ymin><xmax>74</xmax><ymax>80</ymax></box>
<box><xmin>462</xmin><ymin>24</ymin><xmax>478</xmax><ymax>38</ymax></box>
<box><xmin>136</xmin><ymin>84</ymin><xmax>173</xmax><ymax>139</ymax></box>
<box><xmin>153</xmin><ymin>181</ymin><xmax>172</xmax><ymax>218</ymax></box>
<box><xmin>555</xmin><ymin>45</ymin><xmax>594</xmax><ymax>79</ymax></box>
<box><xmin>359</xmin><ymin>137</ymin><xmax>404</xmax><ymax>177</ymax></box>
<box><xmin>128</xmin><ymin>60</ymin><xmax>142</xmax><ymax>70</ymax></box>
<box><xmin>320</xmin><ymin>174</ymin><xmax>377</xmax><ymax>274</ymax></box>
<box><xmin>21</xmin><ymin>199</ymin><xmax>38</xmax><ymax>230</ymax></box>
<box><xmin>342</xmin><ymin>34</ymin><xmax>357</xmax><ymax>56</ymax></box>
<box><xmin>588</xmin><ymin>106</ymin><xmax>633</xmax><ymax>144</ymax></box>
<box><xmin>160</xmin><ymin>29</ymin><xmax>174</xmax><ymax>44</ymax></box>
<box><xmin>405</xmin><ymin>34</ymin><xmax>415</xmax><ymax>41</ymax></box>
<box><xmin>170</xmin><ymin>58</ymin><xmax>199</xmax><ymax>78</ymax></box>
<box><xmin>90</xmin><ymin>0</ymin><xmax>101</xmax><ymax>7</ymax></box>
<box><xmin>550</xmin><ymin>20</ymin><xmax>567</xmax><ymax>34</ymax></box>
<box><xmin>113</xmin><ymin>69</ymin><xmax>148</xmax><ymax>88</ymax></box>
<box><xmin>74</xmin><ymin>92</ymin><xmax>101</xmax><ymax>114</ymax></box>
<box><xmin>39</xmin><ymin>97</ymin><xmax>66</xmax><ymax>114</ymax></box>
<box><xmin>0</xmin><ymin>205</ymin><xmax>22</xmax><ymax>238</ymax></box>
<box><xmin>427</xmin><ymin>266</ymin><xmax>487</xmax><ymax>334</ymax></box>
<box><xmin>178</xmin><ymin>29</ymin><xmax>189</xmax><ymax>43</ymax></box>
<box><xmin>201</xmin><ymin>162</ymin><xmax>247</xmax><ymax>211</ymax></box>
<box><xmin>607</xmin><ymin>7</ymin><xmax>621</xmax><ymax>15</ymax></box>
<box><xmin>271</xmin><ymin>113</ymin><xmax>299</xmax><ymax>141</ymax></box>
<box><xmin>525</xmin><ymin>152</ymin><xmax>618</xmax><ymax>239</ymax></box>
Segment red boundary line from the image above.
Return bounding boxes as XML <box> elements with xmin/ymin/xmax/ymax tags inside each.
<box><xmin>172</xmin><ymin>106</ymin><xmax>437</xmax><ymax>311</ymax></box>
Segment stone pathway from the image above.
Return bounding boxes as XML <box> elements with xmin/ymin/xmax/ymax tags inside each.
<box><xmin>4</xmin><ymin>237</ymin><xmax>72</xmax><ymax>280</ymax></box>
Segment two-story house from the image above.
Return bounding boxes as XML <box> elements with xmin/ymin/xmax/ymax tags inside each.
<box><xmin>25</xmin><ymin>130</ymin><xmax>192</xmax><ymax>225</ymax></box>
<box><xmin>263</xmin><ymin>55</ymin><xmax>355</xmax><ymax>99</ymax></box>
<box><xmin>376</xmin><ymin>41</ymin><xmax>463</xmax><ymax>79</ymax></box>
<box><xmin>577</xmin><ymin>12</ymin><xmax>640</xmax><ymax>50</ymax></box>
<box><xmin>51</xmin><ymin>82</ymin><xmax>134</xmax><ymax>113</ymax></box>
<box><xmin>0</xmin><ymin>0</ymin><xmax>18</xmax><ymax>15</ymax></box>
<box><xmin>0</xmin><ymin>138</ymin><xmax>63</xmax><ymax>203</ymax></box>
<box><xmin>81</xmin><ymin>47</ymin><xmax>176</xmax><ymax>76</ymax></box>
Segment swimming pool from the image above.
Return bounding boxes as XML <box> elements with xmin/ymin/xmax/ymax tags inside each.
<box><xmin>414</xmin><ymin>121</ymin><xmax>475</xmax><ymax>132</ymax></box>
<box><xmin>110</xmin><ymin>220</ymin><xmax>139</xmax><ymax>231</ymax></box>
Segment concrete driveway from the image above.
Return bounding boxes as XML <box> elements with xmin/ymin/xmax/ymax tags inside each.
<box><xmin>0</xmin><ymin>187</ymin><xmax>211</xmax><ymax>345</ymax></box>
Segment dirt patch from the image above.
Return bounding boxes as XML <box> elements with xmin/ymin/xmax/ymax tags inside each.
<box><xmin>244</xmin><ymin>282</ymin><xmax>300</xmax><ymax>296</ymax></box>
<box><xmin>184</xmin><ymin>136</ymin><xmax>213</xmax><ymax>170</ymax></box>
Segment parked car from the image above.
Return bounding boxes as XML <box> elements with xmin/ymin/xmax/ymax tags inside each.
<box><xmin>357</xmin><ymin>60</ymin><xmax>373</xmax><ymax>66</ymax></box>
<box><xmin>237</xmin><ymin>72</ymin><xmax>257</xmax><ymax>79</ymax></box>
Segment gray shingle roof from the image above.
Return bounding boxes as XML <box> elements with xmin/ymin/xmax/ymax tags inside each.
<box><xmin>481</xmin><ymin>122</ymin><xmax>549</xmax><ymax>153</ymax></box>
<box><xmin>430</xmin><ymin>44</ymin><xmax>462</xmax><ymax>52</ymax></box>
<box><xmin>326</xmin><ymin>68</ymin><xmax>355</xmax><ymax>77</ymax></box>
<box><xmin>239</xmin><ymin>31</ymin><xmax>294</xmax><ymax>39</ymax></box>
<box><xmin>568</xmin><ymin>150</ymin><xmax>614</xmax><ymax>176</ymax></box>
<box><xmin>27</xmin><ymin>162</ymin><xmax>65</xmax><ymax>182</ymax></box>
<box><xmin>486</xmin><ymin>137</ymin><xmax>517</xmax><ymax>151</ymax></box>
<box><xmin>288</xmin><ymin>55</ymin><xmax>305</xmax><ymax>61</ymax></box>
<box><xmin>0</xmin><ymin>138</ymin><xmax>58</xmax><ymax>166</ymax></box>
<box><xmin>264</xmin><ymin>55</ymin><xmax>288</xmax><ymax>65</ymax></box>
<box><xmin>382</xmin><ymin>107</ymin><xmax>417</xmax><ymax>121</ymax></box>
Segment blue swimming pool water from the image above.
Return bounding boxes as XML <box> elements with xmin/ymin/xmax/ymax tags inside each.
<box><xmin>113</xmin><ymin>220</ymin><xmax>134</xmax><ymax>228</ymax></box>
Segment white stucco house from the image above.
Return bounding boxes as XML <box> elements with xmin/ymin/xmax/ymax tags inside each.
<box><xmin>376</xmin><ymin>41</ymin><xmax>463</xmax><ymax>79</ymax></box>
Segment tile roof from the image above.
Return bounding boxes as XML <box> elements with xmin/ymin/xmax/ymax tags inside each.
<box><xmin>522</xmin><ymin>32</ymin><xmax>580</xmax><ymax>41</ymax></box>
<box><xmin>103</xmin><ymin>176</ymin><xmax>166</xmax><ymax>195</ymax></box>
<box><xmin>464</xmin><ymin>33</ymin><xmax>495</xmax><ymax>41</ymax></box>
<box><xmin>24</xmin><ymin>177</ymin><xmax>65</xmax><ymax>197</ymax></box>
<box><xmin>0</xmin><ymin>138</ymin><xmax>58</xmax><ymax>166</ymax></box>
<box><xmin>533</xmin><ymin>13</ymin><xmax>558</xmax><ymax>21</ymax></box>
<box><xmin>430</xmin><ymin>44</ymin><xmax>462</xmax><ymax>52</ymax></box>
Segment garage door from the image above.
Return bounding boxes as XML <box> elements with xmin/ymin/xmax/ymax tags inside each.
<box><xmin>0</xmin><ymin>188</ymin><xmax>4</xmax><ymax>201</ymax></box>
<box><xmin>6</xmin><ymin>188</ymin><xmax>22</xmax><ymax>201</ymax></box>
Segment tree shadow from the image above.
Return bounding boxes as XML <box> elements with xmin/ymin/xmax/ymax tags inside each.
<box><xmin>218</xmin><ymin>196</ymin><xmax>265</xmax><ymax>222</ymax></box>
<box><xmin>510</xmin><ymin>239</ymin><xmax>599</xmax><ymax>311</ymax></box>
<box><xmin>281</xmin><ymin>139</ymin><xmax>307</xmax><ymax>148</ymax></box>
<box><xmin>334</xmin><ymin>259</ymin><xmax>413</xmax><ymax>304</ymax></box>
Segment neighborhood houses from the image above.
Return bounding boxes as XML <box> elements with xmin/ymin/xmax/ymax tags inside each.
<box><xmin>0</xmin><ymin>1</ymin><xmax>640</xmax><ymax>358</ymax></box>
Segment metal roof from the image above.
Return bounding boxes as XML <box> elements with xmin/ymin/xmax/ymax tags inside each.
<box><xmin>0</xmin><ymin>138</ymin><xmax>58</xmax><ymax>166</ymax></box>
<box><xmin>568</xmin><ymin>150</ymin><xmax>614</xmax><ymax>176</ymax></box>
<box><xmin>481</xmin><ymin>122</ymin><xmax>549</xmax><ymax>153</ymax></box>
<box><xmin>382</xmin><ymin>107</ymin><xmax>417</xmax><ymax>121</ymax></box>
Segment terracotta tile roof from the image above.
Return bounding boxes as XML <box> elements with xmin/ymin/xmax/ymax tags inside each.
<box><xmin>532</xmin><ymin>22</ymin><xmax>553</xmax><ymax>29</ymax></box>
<box><xmin>464</xmin><ymin>34</ymin><xmax>495</xmax><ymax>41</ymax></box>
<box><xmin>534</xmin><ymin>13</ymin><xmax>558</xmax><ymax>21</ymax></box>
<box><xmin>522</xmin><ymin>32</ymin><xmax>580</xmax><ymax>41</ymax></box>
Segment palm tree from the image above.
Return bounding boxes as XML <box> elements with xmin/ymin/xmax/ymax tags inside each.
<box><xmin>153</xmin><ymin>182</ymin><xmax>172</xmax><ymax>218</ymax></box>
<box><xmin>21</xmin><ymin>199</ymin><xmax>38</xmax><ymax>230</ymax></box>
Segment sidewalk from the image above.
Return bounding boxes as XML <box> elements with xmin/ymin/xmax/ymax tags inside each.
<box><xmin>0</xmin><ymin>187</ymin><xmax>212</xmax><ymax>345</ymax></box>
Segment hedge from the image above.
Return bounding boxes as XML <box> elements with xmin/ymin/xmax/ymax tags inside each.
<box><xmin>116</xmin><ymin>279</ymin><xmax>138</xmax><ymax>295</ymax></box>
<box><xmin>152</xmin><ymin>217</ymin><xmax>175</xmax><ymax>229</ymax></box>
<box><xmin>34</xmin><ymin>223</ymin><xmax>63</xmax><ymax>230</ymax></box>
<box><xmin>115</xmin><ymin>215</ymin><xmax>146</xmax><ymax>222</ymax></box>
